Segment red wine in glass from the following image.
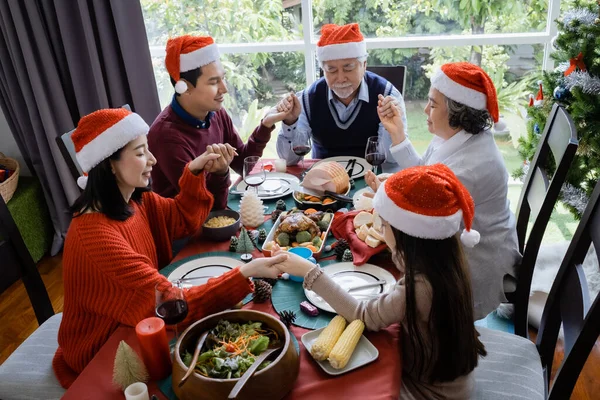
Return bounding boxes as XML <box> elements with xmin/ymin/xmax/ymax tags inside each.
<box><xmin>365</xmin><ymin>153</ymin><xmax>385</xmax><ymax>166</ymax></box>
<box><xmin>293</xmin><ymin>145</ymin><xmax>311</xmax><ymax>156</ymax></box>
<box><xmin>365</xmin><ymin>136</ymin><xmax>385</xmax><ymax>174</ymax></box>
<box><xmin>156</xmin><ymin>299</ymin><xmax>188</xmax><ymax>325</ymax></box>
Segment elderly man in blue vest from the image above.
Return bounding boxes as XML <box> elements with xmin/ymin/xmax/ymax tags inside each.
<box><xmin>275</xmin><ymin>23</ymin><xmax>407</xmax><ymax>172</ymax></box>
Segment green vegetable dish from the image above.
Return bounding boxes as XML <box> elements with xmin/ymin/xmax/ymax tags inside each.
<box><xmin>183</xmin><ymin>320</ymin><xmax>281</xmax><ymax>379</ymax></box>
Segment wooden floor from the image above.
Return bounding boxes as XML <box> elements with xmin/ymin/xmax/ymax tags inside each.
<box><xmin>1</xmin><ymin>254</ymin><xmax>600</xmax><ymax>399</ymax></box>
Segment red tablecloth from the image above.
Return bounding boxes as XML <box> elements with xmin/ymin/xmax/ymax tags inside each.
<box><xmin>62</xmin><ymin>159</ymin><xmax>403</xmax><ymax>400</ymax></box>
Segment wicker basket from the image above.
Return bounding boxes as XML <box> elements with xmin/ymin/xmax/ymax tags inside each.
<box><xmin>0</xmin><ymin>152</ymin><xmax>20</xmax><ymax>203</ymax></box>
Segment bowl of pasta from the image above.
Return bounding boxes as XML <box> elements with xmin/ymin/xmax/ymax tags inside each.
<box><xmin>201</xmin><ymin>209</ymin><xmax>241</xmax><ymax>241</ymax></box>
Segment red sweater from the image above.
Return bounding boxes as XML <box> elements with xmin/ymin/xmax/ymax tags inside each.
<box><xmin>53</xmin><ymin>168</ymin><xmax>253</xmax><ymax>388</ymax></box>
<box><xmin>148</xmin><ymin>103</ymin><xmax>274</xmax><ymax>209</ymax></box>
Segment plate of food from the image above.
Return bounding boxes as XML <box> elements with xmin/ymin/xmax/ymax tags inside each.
<box><xmin>304</xmin><ymin>263</ymin><xmax>396</xmax><ymax>313</ymax></box>
<box><xmin>167</xmin><ymin>256</ymin><xmax>241</xmax><ymax>287</ymax></box>
<box><xmin>262</xmin><ymin>208</ymin><xmax>334</xmax><ymax>258</ymax></box>
<box><xmin>310</xmin><ymin>156</ymin><xmax>370</xmax><ymax>179</ymax></box>
<box><xmin>231</xmin><ymin>172</ymin><xmax>299</xmax><ymax>200</ymax></box>
<box><xmin>301</xmin><ymin>316</ymin><xmax>378</xmax><ymax>375</ymax></box>
<box><xmin>293</xmin><ymin>161</ymin><xmax>351</xmax><ymax>211</ymax></box>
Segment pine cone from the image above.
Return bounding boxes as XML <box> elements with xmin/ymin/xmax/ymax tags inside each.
<box><xmin>334</xmin><ymin>239</ymin><xmax>350</xmax><ymax>260</ymax></box>
<box><xmin>342</xmin><ymin>248</ymin><xmax>354</xmax><ymax>262</ymax></box>
<box><xmin>258</xmin><ymin>228</ymin><xmax>267</xmax><ymax>242</ymax></box>
<box><xmin>261</xmin><ymin>278</ymin><xmax>278</xmax><ymax>287</ymax></box>
<box><xmin>253</xmin><ymin>280</ymin><xmax>272</xmax><ymax>303</ymax></box>
<box><xmin>229</xmin><ymin>236</ymin><xmax>239</xmax><ymax>252</ymax></box>
<box><xmin>278</xmin><ymin>310</ymin><xmax>297</xmax><ymax>328</ymax></box>
<box><xmin>275</xmin><ymin>199</ymin><xmax>287</xmax><ymax>211</ymax></box>
<box><xmin>271</xmin><ymin>209</ymin><xmax>283</xmax><ymax>222</ymax></box>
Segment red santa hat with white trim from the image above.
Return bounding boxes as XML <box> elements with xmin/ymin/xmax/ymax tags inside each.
<box><xmin>317</xmin><ymin>23</ymin><xmax>367</xmax><ymax>62</ymax></box>
<box><xmin>165</xmin><ymin>35</ymin><xmax>220</xmax><ymax>94</ymax></box>
<box><xmin>72</xmin><ymin>108</ymin><xmax>149</xmax><ymax>189</ymax></box>
<box><xmin>373</xmin><ymin>163</ymin><xmax>480</xmax><ymax>247</ymax></box>
<box><xmin>430</xmin><ymin>62</ymin><xmax>507</xmax><ymax>132</ymax></box>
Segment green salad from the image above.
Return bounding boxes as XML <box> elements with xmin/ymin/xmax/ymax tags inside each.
<box><xmin>183</xmin><ymin>320</ymin><xmax>280</xmax><ymax>379</ymax></box>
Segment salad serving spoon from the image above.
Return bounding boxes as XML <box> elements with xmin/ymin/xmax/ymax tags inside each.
<box><xmin>178</xmin><ymin>331</ymin><xmax>209</xmax><ymax>388</ymax></box>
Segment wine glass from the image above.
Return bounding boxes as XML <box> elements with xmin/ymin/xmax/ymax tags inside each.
<box><xmin>291</xmin><ymin>134</ymin><xmax>312</xmax><ymax>178</ymax></box>
<box><xmin>365</xmin><ymin>136</ymin><xmax>385</xmax><ymax>175</ymax></box>
<box><xmin>243</xmin><ymin>156</ymin><xmax>266</xmax><ymax>195</ymax></box>
<box><xmin>155</xmin><ymin>281</ymin><xmax>188</xmax><ymax>352</ymax></box>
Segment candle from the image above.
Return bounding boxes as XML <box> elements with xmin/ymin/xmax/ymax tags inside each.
<box><xmin>135</xmin><ymin>317</ymin><xmax>172</xmax><ymax>381</ymax></box>
<box><xmin>124</xmin><ymin>382</ymin><xmax>149</xmax><ymax>400</ymax></box>
<box><xmin>274</xmin><ymin>159</ymin><xmax>287</xmax><ymax>173</ymax></box>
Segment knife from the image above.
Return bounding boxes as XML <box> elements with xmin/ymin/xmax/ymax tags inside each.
<box><xmin>347</xmin><ymin>281</ymin><xmax>386</xmax><ymax>292</ymax></box>
<box><xmin>346</xmin><ymin>158</ymin><xmax>357</xmax><ymax>179</ymax></box>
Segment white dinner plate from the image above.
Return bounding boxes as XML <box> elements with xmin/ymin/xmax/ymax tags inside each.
<box><xmin>301</xmin><ymin>328</ymin><xmax>379</xmax><ymax>375</ymax></box>
<box><xmin>304</xmin><ymin>262</ymin><xmax>396</xmax><ymax>313</ymax></box>
<box><xmin>352</xmin><ymin>187</ymin><xmax>374</xmax><ymax>205</ymax></box>
<box><xmin>311</xmin><ymin>157</ymin><xmax>370</xmax><ymax>179</ymax></box>
<box><xmin>167</xmin><ymin>256</ymin><xmax>240</xmax><ymax>287</ymax></box>
<box><xmin>232</xmin><ymin>172</ymin><xmax>299</xmax><ymax>200</ymax></box>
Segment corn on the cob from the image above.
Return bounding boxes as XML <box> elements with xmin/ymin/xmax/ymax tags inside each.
<box><xmin>310</xmin><ymin>315</ymin><xmax>347</xmax><ymax>360</ymax></box>
<box><xmin>328</xmin><ymin>319</ymin><xmax>365</xmax><ymax>369</ymax></box>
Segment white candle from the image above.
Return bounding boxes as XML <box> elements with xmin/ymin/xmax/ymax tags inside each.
<box><xmin>124</xmin><ymin>382</ymin><xmax>149</xmax><ymax>400</ymax></box>
<box><xmin>274</xmin><ymin>159</ymin><xmax>287</xmax><ymax>173</ymax></box>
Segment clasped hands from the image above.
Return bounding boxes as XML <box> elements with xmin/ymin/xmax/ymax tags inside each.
<box><xmin>188</xmin><ymin>143</ymin><xmax>238</xmax><ymax>175</ymax></box>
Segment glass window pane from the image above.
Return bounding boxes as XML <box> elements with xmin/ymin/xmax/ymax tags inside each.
<box><xmin>312</xmin><ymin>0</ymin><xmax>548</xmax><ymax>37</ymax></box>
<box><xmin>141</xmin><ymin>0</ymin><xmax>302</xmax><ymax>45</ymax></box>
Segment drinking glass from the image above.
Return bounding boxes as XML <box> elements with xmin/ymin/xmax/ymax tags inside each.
<box><xmin>365</xmin><ymin>136</ymin><xmax>385</xmax><ymax>174</ymax></box>
<box><xmin>291</xmin><ymin>134</ymin><xmax>312</xmax><ymax>178</ymax></box>
<box><xmin>155</xmin><ymin>282</ymin><xmax>188</xmax><ymax>350</ymax></box>
<box><xmin>243</xmin><ymin>156</ymin><xmax>266</xmax><ymax>194</ymax></box>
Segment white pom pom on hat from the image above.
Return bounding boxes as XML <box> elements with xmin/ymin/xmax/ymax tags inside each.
<box><xmin>165</xmin><ymin>35</ymin><xmax>220</xmax><ymax>94</ymax></box>
<box><xmin>174</xmin><ymin>80</ymin><xmax>188</xmax><ymax>94</ymax></box>
<box><xmin>460</xmin><ymin>228</ymin><xmax>480</xmax><ymax>247</ymax></box>
<box><xmin>77</xmin><ymin>175</ymin><xmax>88</xmax><ymax>190</ymax></box>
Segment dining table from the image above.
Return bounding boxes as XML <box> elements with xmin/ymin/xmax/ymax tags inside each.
<box><xmin>61</xmin><ymin>159</ymin><xmax>403</xmax><ymax>400</ymax></box>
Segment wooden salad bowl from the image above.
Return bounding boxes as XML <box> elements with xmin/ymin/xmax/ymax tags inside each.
<box><xmin>172</xmin><ymin>309</ymin><xmax>300</xmax><ymax>400</ymax></box>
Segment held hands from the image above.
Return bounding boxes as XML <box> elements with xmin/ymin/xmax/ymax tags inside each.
<box><xmin>377</xmin><ymin>94</ymin><xmax>406</xmax><ymax>146</ymax></box>
<box><xmin>240</xmin><ymin>253</ymin><xmax>289</xmax><ymax>279</ymax></box>
<box><xmin>271</xmin><ymin>244</ymin><xmax>317</xmax><ymax>278</ymax></box>
<box><xmin>205</xmin><ymin>143</ymin><xmax>238</xmax><ymax>175</ymax></box>
<box><xmin>264</xmin><ymin>92</ymin><xmax>301</xmax><ymax>127</ymax></box>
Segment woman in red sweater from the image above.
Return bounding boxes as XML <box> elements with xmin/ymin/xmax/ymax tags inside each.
<box><xmin>53</xmin><ymin>108</ymin><xmax>287</xmax><ymax>388</ymax></box>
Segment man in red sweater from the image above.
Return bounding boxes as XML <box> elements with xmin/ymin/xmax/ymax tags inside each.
<box><xmin>149</xmin><ymin>35</ymin><xmax>291</xmax><ymax>209</ymax></box>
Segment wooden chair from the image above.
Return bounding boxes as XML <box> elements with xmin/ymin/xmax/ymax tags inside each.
<box><xmin>475</xmin><ymin>174</ymin><xmax>600</xmax><ymax>400</ymax></box>
<box><xmin>319</xmin><ymin>65</ymin><xmax>407</xmax><ymax>96</ymax></box>
<box><xmin>0</xmin><ymin>195</ymin><xmax>64</xmax><ymax>399</ymax></box>
<box><xmin>56</xmin><ymin>104</ymin><xmax>132</xmax><ymax>184</ymax></box>
<box><xmin>510</xmin><ymin>104</ymin><xmax>579</xmax><ymax>338</ymax></box>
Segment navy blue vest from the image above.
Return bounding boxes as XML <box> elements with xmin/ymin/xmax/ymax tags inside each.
<box><xmin>302</xmin><ymin>71</ymin><xmax>392</xmax><ymax>159</ymax></box>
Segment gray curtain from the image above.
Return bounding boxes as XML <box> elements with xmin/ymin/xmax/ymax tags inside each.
<box><xmin>0</xmin><ymin>0</ymin><xmax>161</xmax><ymax>254</ymax></box>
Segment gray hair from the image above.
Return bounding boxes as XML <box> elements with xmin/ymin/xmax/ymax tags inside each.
<box><xmin>319</xmin><ymin>54</ymin><xmax>368</xmax><ymax>69</ymax></box>
<box><xmin>445</xmin><ymin>97</ymin><xmax>493</xmax><ymax>135</ymax></box>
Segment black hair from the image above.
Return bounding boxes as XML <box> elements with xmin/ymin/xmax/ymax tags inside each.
<box><xmin>446</xmin><ymin>98</ymin><xmax>494</xmax><ymax>135</ymax></box>
<box><xmin>393</xmin><ymin>227</ymin><xmax>487</xmax><ymax>383</ymax></box>
<box><xmin>70</xmin><ymin>147</ymin><xmax>150</xmax><ymax>221</ymax></box>
<box><xmin>170</xmin><ymin>67</ymin><xmax>203</xmax><ymax>96</ymax></box>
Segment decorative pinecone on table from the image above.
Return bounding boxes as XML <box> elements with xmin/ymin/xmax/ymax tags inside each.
<box><xmin>260</xmin><ymin>277</ymin><xmax>278</xmax><ymax>287</ymax></box>
<box><xmin>278</xmin><ymin>310</ymin><xmax>297</xmax><ymax>328</ymax></box>
<box><xmin>253</xmin><ymin>279</ymin><xmax>272</xmax><ymax>303</ymax></box>
<box><xmin>275</xmin><ymin>199</ymin><xmax>287</xmax><ymax>211</ymax></box>
<box><xmin>334</xmin><ymin>239</ymin><xmax>350</xmax><ymax>260</ymax></box>
<box><xmin>229</xmin><ymin>236</ymin><xmax>238</xmax><ymax>252</ymax></box>
<box><xmin>271</xmin><ymin>209</ymin><xmax>283</xmax><ymax>223</ymax></box>
<box><xmin>258</xmin><ymin>228</ymin><xmax>267</xmax><ymax>242</ymax></box>
<box><xmin>342</xmin><ymin>249</ymin><xmax>354</xmax><ymax>262</ymax></box>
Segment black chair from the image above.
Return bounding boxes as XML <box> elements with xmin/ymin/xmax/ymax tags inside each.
<box><xmin>56</xmin><ymin>104</ymin><xmax>132</xmax><ymax>184</ymax></box>
<box><xmin>509</xmin><ymin>104</ymin><xmax>579</xmax><ymax>338</ymax></box>
<box><xmin>475</xmin><ymin>176</ymin><xmax>600</xmax><ymax>399</ymax></box>
<box><xmin>319</xmin><ymin>65</ymin><xmax>407</xmax><ymax>96</ymax></box>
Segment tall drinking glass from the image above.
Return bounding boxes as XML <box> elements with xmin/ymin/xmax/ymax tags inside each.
<box><xmin>365</xmin><ymin>136</ymin><xmax>385</xmax><ymax>175</ymax></box>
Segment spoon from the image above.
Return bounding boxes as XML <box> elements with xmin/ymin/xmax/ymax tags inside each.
<box><xmin>227</xmin><ymin>341</ymin><xmax>283</xmax><ymax>399</ymax></box>
<box><xmin>178</xmin><ymin>331</ymin><xmax>209</xmax><ymax>388</ymax></box>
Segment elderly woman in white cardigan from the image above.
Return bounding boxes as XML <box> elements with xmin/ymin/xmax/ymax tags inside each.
<box><xmin>374</xmin><ymin>61</ymin><xmax>521</xmax><ymax>319</ymax></box>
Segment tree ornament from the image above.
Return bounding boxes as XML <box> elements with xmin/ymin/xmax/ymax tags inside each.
<box><xmin>112</xmin><ymin>341</ymin><xmax>149</xmax><ymax>391</ymax></box>
<box><xmin>258</xmin><ymin>228</ymin><xmax>267</xmax><ymax>242</ymax></box>
<box><xmin>334</xmin><ymin>239</ymin><xmax>350</xmax><ymax>260</ymax></box>
<box><xmin>271</xmin><ymin>209</ymin><xmax>283</xmax><ymax>222</ymax></box>
<box><xmin>565</xmin><ymin>52</ymin><xmax>586</xmax><ymax>76</ymax></box>
<box><xmin>239</xmin><ymin>191</ymin><xmax>264</xmax><ymax>228</ymax></box>
<box><xmin>533</xmin><ymin>80</ymin><xmax>544</xmax><ymax>107</ymax></box>
<box><xmin>278</xmin><ymin>310</ymin><xmax>297</xmax><ymax>328</ymax></box>
<box><xmin>236</xmin><ymin>228</ymin><xmax>255</xmax><ymax>262</ymax></box>
<box><xmin>229</xmin><ymin>236</ymin><xmax>239</xmax><ymax>252</ymax></box>
<box><xmin>275</xmin><ymin>199</ymin><xmax>287</xmax><ymax>211</ymax></box>
<box><xmin>253</xmin><ymin>279</ymin><xmax>272</xmax><ymax>303</ymax></box>
<box><xmin>534</xmin><ymin>123</ymin><xmax>541</xmax><ymax>135</ymax></box>
<box><xmin>342</xmin><ymin>249</ymin><xmax>354</xmax><ymax>262</ymax></box>
<box><xmin>553</xmin><ymin>85</ymin><xmax>570</xmax><ymax>100</ymax></box>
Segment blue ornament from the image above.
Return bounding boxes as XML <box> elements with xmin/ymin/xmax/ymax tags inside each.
<box><xmin>534</xmin><ymin>123</ymin><xmax>540</xmax><ymax>135</ymax></box>
<box><xmin>553</xmin><ymin>85</ymin><xmax>569</xmax><ymax>100</ymax></box>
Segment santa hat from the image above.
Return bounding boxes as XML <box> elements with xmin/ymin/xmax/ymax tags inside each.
<box><xmin>72</xmin><ymin>108</ymin><xmax>149</xmax><ymax>189</ymax></box>
<box><xmin>165</xmin><ymin>35</ymin><xmax>220</xmax><ymax>94</ymax></box>
<box><xmin>373</xmin><ymin>163</ymin><xmax>480</xmax><ymax>247</ymax></box>
<box><xmin>316</xmin><ymin>23</ymin><xmax>367</xmax><ymax>63</ymax></box>
<box><xmin>534</xmin><ymin>80</ymin><xmax>544</xmax><ymax>106</ymax></box>
<box><xmin>430</xmin><ymin>62</ymin><xmax>505</xmax><ymax>131</ymax></box>
<box><xmin>528</xmin><ymin>94</ymin><xmax>534</xmax><ymax>107</ymax></box>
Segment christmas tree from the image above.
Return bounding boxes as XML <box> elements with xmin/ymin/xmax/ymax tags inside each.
<box><xmin>112</xmin><ymin>340</ymin><xmax>148</xmax><ymax>390</ymax></box>
<box><xmin>516</xmin><ymin>1</ymin><xmax>600</xmax><ymax>217</ymax></box>
<box><xmin>236</xmin><ymin>227</ymin><xmax>255</xmax><ymax>261</ymax></box>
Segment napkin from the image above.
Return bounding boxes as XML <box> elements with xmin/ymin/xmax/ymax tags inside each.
<box><xmin>331</xmin><ymin>210</ymin><xmax>387</xmax><ymax>266</ymax></box>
